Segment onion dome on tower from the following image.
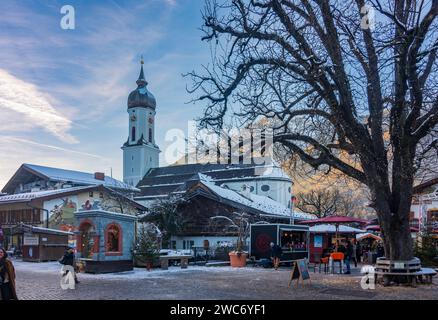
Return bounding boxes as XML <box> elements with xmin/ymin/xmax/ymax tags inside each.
<box><xmin>127</xmin><ymin>56</ymin><xmax>156</xmax><ymax>110</ymax></box>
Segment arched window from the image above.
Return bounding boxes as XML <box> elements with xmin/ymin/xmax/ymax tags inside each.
<box><xmin>78</xmin><ymin>221</ymin><xmax>96</xmax><ymax>258</ymax></box>
<box><xmin>131</xmin><ymin>127</ymin><xmax>136</xmax><ymax>142</ymax></box>
<box><xmin>149</xmin><ymin>128</ymin><xmax>153</xmax><ymax>143</ymax></box>
<box><xmin>105</xmin><ymin>223</ymin><xmax>122</xmax><ymax>255</ymax></box>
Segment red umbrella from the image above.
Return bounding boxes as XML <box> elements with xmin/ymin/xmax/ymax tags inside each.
<box><xmin>366</xmin><ymin>225</ymin><xmax>419</xmax><ymax>232</ymax></box>
<box><xmin>299</xmin><ymin>215</ymin><xmax>369</xmax><ymax>225</ymax></box>
<box><xmin>299</xmin><ymin>215</ymin><xmax>369</xmax><ymax>250</ymax></box>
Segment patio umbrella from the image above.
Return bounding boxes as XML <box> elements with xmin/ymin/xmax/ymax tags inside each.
<box><xmin>299</xmin><ymin>215</ymin><xmax>369</xmax><ymax>250</ymax></box>
<box><xmin>366</xmin><ymin>225</ymin><xmax>419</xmax><ymax>232</ymax></box>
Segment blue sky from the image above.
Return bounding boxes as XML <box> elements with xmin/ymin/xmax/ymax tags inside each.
<box><xmin>0</xmin><ymin>0</ymin><xmax>211</xmax><ymax>188</ymax></box>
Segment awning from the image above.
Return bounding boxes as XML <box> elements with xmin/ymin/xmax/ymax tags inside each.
<box><xmin>356</xmin><ymin>233</ymin><xmax>382</xmax><ymax>242</ymax></box>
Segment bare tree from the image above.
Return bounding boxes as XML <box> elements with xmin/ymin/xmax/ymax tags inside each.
<box><xmin>187</xmin><ymin>0</ymin><xmax>438</xmax><ymax>260</ymax></box>
<box><xmin>296</xmin><ymin>189</ymin><xmax>339</xmax><ymax>217</ymax></box>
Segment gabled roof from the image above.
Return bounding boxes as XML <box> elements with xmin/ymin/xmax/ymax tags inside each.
<box><xmin>185</xmin><ymin>174</ymin><xmax>314</xmax><ymax>220</ymax></box>
<box><xmin>2</xmin><ymin>164</ymin><xmax>138</xmax><ymax>194</ymax></box>
<box><xmin>0</xmin><ymin>185</ymin><xmax>146</xmax><ymax>211</ymax></box>
<box><xmin>136</xmin><ymin>161</ymin><xmax>292</xmax><ymax>198</ymax></box>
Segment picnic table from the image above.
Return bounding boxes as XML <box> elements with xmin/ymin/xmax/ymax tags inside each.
<box><xmin>159</xmin><ymin>255</ymin><xmax>192</xmax><ymax>270</ymax></box>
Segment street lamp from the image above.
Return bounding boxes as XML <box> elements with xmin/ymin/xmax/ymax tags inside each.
<box><xmin>290</xmin><ymin>196</ymin><xmax>297</xmax><ymax>225</ymax></box>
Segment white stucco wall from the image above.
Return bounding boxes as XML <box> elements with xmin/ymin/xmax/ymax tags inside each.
<box><xmin>123</xmin><ymin>107</ymin><xmax>160</xmax><ymax>187</ymax></box>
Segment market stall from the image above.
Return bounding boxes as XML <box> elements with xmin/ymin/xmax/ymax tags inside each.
<box><xmin>249</xmin><ymin>224</ymin><xmax>309</xmax><ymax>261</ymax></box>
<box><xmin>9</xmin><ymin>223</ymin><xmax>72</xmax><ymax>262</ymax></box>
<box><xmin>309</xmin><ymin>224</ymin><xmax>364</xmax><ymax>262</ymax></box>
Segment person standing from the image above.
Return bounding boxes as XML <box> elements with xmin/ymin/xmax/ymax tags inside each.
<box><xmin>344</xmin><ymin>240</ymin><xmax>353</xmax><ymax>274</ymax></box>
<box><xmin>59</xmin><ymin>247</ymin><xmax>79</xmax><ymax>284</ymax></box>
<box><xmin>356</xmin><ymin>241</ymin><xmax>362</xmax><ymax>264</ymax></box>
<box><xmin>270</xmin><ymin>242</ymin><xmax>282</xmax><ymax>270</ymax></box>
<box><xmin>352</xmin><ymin>240</ymin><xmax>358</xmax><ymax>268</ymax></box>
<box><xmin>0</xmin><ymin>248</ymin><xmax>18</xmax><ymax>300</ymax></box>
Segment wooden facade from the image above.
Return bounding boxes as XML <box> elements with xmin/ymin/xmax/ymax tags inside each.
<box><xmin>0</xmin><ymin>208</ymin><xmax>42</xmax><ymax>226</ymax></box>
<box><xmin>172</xmin><ymin>183</ymin><xmax>289</xmax><ymax>237</ymax></box>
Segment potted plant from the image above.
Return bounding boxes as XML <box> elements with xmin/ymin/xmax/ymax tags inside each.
<box><xmin>211</xmin><ymin>212</ymin><xmax>249</xmax><ymax>267</ymax></box>
<box><xmin>134</xmin><ymin>224</ymin><xmax>160</xmax><ymax>271</ymax></box>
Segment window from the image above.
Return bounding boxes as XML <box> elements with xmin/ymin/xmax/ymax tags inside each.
<box><xmin>106</xmin><ymin>224</ymin><xmax>121</xmax><ymax>253</ymax></box>
<box><xmin>183</xmin><ymin>240</ymin><xmax>195</xmax><ymax>250</ymax></box>
<box><xmin>89</xmin><ymin>191</ymin><xmax>94</xmax><ymax>197</ymax></box>
<box><xmin>131</xmin><ymin>126</ymin><xmax>136</xmax><ymax>142</ymax></box>
<box><xmin>99</xmin><ymin>192</ymin><xmax>104</xmax><ymax>199</ymax></box>
<box><xmin>261</xmin><ymin>185</ymin><xmax>270</xmax><ymax>192</ymax></box>
<box><xmin>132</xmin><ymin>155</ymin><xmax>134</xmax><ymax>161</ymax></box>
<box><xmin>250</xmin><ymin>186</ymin><xmax>255</xmax><ymax>192</ymax></box>
<box><xmin>288</xmin><ymin>187</ymin><xmax>291</xmax><ymax>193</ymax></box>
<box><xmin>132</xmin><ymin>167</ymin><xmax>134</xmax><ymax>173</ymax></box>
<box><xmin>171</xmin><ymin>241</ymin><xmax>177</xmax><ymax>250</ymax></box>
<box><xmin>149</xmin><ymin>128</ymin><xmax>153</xmax><ymax>143</ymax></box>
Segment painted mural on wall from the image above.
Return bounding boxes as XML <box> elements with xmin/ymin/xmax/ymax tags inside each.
<box><xmin>49</xmin><ymin>198</ymin><xmax>77</xmax><ymax>232</ymax></box>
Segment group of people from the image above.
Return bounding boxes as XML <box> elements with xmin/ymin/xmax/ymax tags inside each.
<box><xmin>0</xmin><ymin>246</ymin><xmax>79</xmax><ymax>300</ymax></box>
<box><xmin>334</xmin><ymin>240</ymin><xmax>357</xmax><ymax>274</ymax></box>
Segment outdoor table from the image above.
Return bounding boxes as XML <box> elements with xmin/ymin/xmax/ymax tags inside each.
<box><xmin>160</xmin><ymin>255</ymin><xmax>192</xmax><ymax>270</ymax></box>
<box><xmin>329</xmin><ymin>252</ymin><xmax>344</xmax><ymax>274</ymax></box>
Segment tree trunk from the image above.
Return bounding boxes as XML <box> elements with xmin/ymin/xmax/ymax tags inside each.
<box><xmin>374</xmin><ymin>190</ymin><xmax>414</xmax><ymax>260</ymax></box>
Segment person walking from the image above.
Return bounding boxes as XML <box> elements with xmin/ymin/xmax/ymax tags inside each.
<box><xmin>59</xmin><ymin>247</ymin><xmax>79</xmax><ymax>284</ymax></box>
<box><xmin>270</xmin><ymin>242</ymin><xmax>282</xmax><ymax>270</ymax></box>
<box><xmin>344</xmin><ymin>240</ymin><xmax>353</xmax><ymax>274</ymax></box>
<box><xmin>0</xmin><ymin>248</ymin><xmax>18</xmax><ymax>300</ymax></box>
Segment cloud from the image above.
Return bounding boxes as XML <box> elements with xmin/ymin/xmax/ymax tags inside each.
<box><xmin>0</xmin><ymin>69</ymin><xmax>77</xmax><ymax>143</ymax></box>
<box><xmin>0</xmin><ymin>136</ymin><xmax>118</xmax><ymax>191</ymax></box>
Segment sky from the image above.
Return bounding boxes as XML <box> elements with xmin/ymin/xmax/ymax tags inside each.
<box><xmin>0</xmin><ymin>0</ymin><xmax>212</xmax><ymax>189</ymax></box>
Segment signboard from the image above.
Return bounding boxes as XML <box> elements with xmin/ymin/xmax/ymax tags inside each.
<box><xmin>394</xmin><ymin>262</ymin><xmax>405</xmax><ymax>269</ymax></box>
<box><xmin>23</xmin><ymin>235</ymin><xmax>39</xmax><ymax>246</ymax></box>
<box><xmin>288</xmin><ymin>259</ymin><xmax>311</xmax><ymax>288</ymax></box>
<box><xmin>313</xmin><ymin>235</ymin><xmax>323</xmax><ymax>248</ymax></box>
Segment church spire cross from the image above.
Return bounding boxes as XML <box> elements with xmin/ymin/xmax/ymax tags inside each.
<box><xmin>136</xmin><ymin>55</ymin><xmax>148</xmax><ymax>87</ymax></box>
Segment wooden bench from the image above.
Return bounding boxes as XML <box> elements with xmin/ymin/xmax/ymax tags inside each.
<box><xmin>159</xmin><ymin>255</ymin><xmax>192</xmax><ymax>270</ymax></box>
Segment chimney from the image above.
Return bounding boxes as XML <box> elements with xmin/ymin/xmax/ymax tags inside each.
<box><xmin>94</xmin><ymin>172</ymin><xmax>105</xmax><ymax>181</ymax></box>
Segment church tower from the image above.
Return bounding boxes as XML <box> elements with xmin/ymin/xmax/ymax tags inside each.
<box><xmin>122</xmin><ymin>57</ymin><xmax>160</xmax><ymax>187</ymax></box>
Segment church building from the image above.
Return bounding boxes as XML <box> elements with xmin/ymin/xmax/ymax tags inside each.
<box><xmin>121</xmin><ymin>59</ymin><xmax>314</xmax><ymax>249</ymax></box>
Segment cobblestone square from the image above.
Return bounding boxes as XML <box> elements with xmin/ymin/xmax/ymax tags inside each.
<box><xmin>12</xmin><ymin>260</ymin><xmax>438</xmax><ymax>300</ymax></box>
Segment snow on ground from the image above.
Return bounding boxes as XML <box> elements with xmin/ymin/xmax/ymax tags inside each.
<box><xmin>13</xmin><ymin>260</ymin><xmax>262</xmax><ymax>281</ymax></box>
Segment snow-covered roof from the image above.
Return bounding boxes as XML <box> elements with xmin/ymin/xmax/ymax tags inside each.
<box><xmin>0</xmin><ymin>186</ymin><xmax>96</xmax><ymax>203</ymax></box>
<box><xmin>198</xmin><ymin>174</ymin><xmax>314</xmax><ymax>220</ymax></box>
<box><xmin>24</xmin><ymin>163</ymin><xmax>138</xmax><ymax>192</ymax></box>
<box><xmin>309</xmin><ymin>224</ymin><xmax>364</xmax><ymax>233</ymax></box>
<box><xmin>356</xmin><ymin>232</ymin><xmax>382</xmax><ymax>241</ymax></box>
<box><xmin>31</xmin><ymin>226</ymin><xmax>74</xmax><ymax>235</ymax></box>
